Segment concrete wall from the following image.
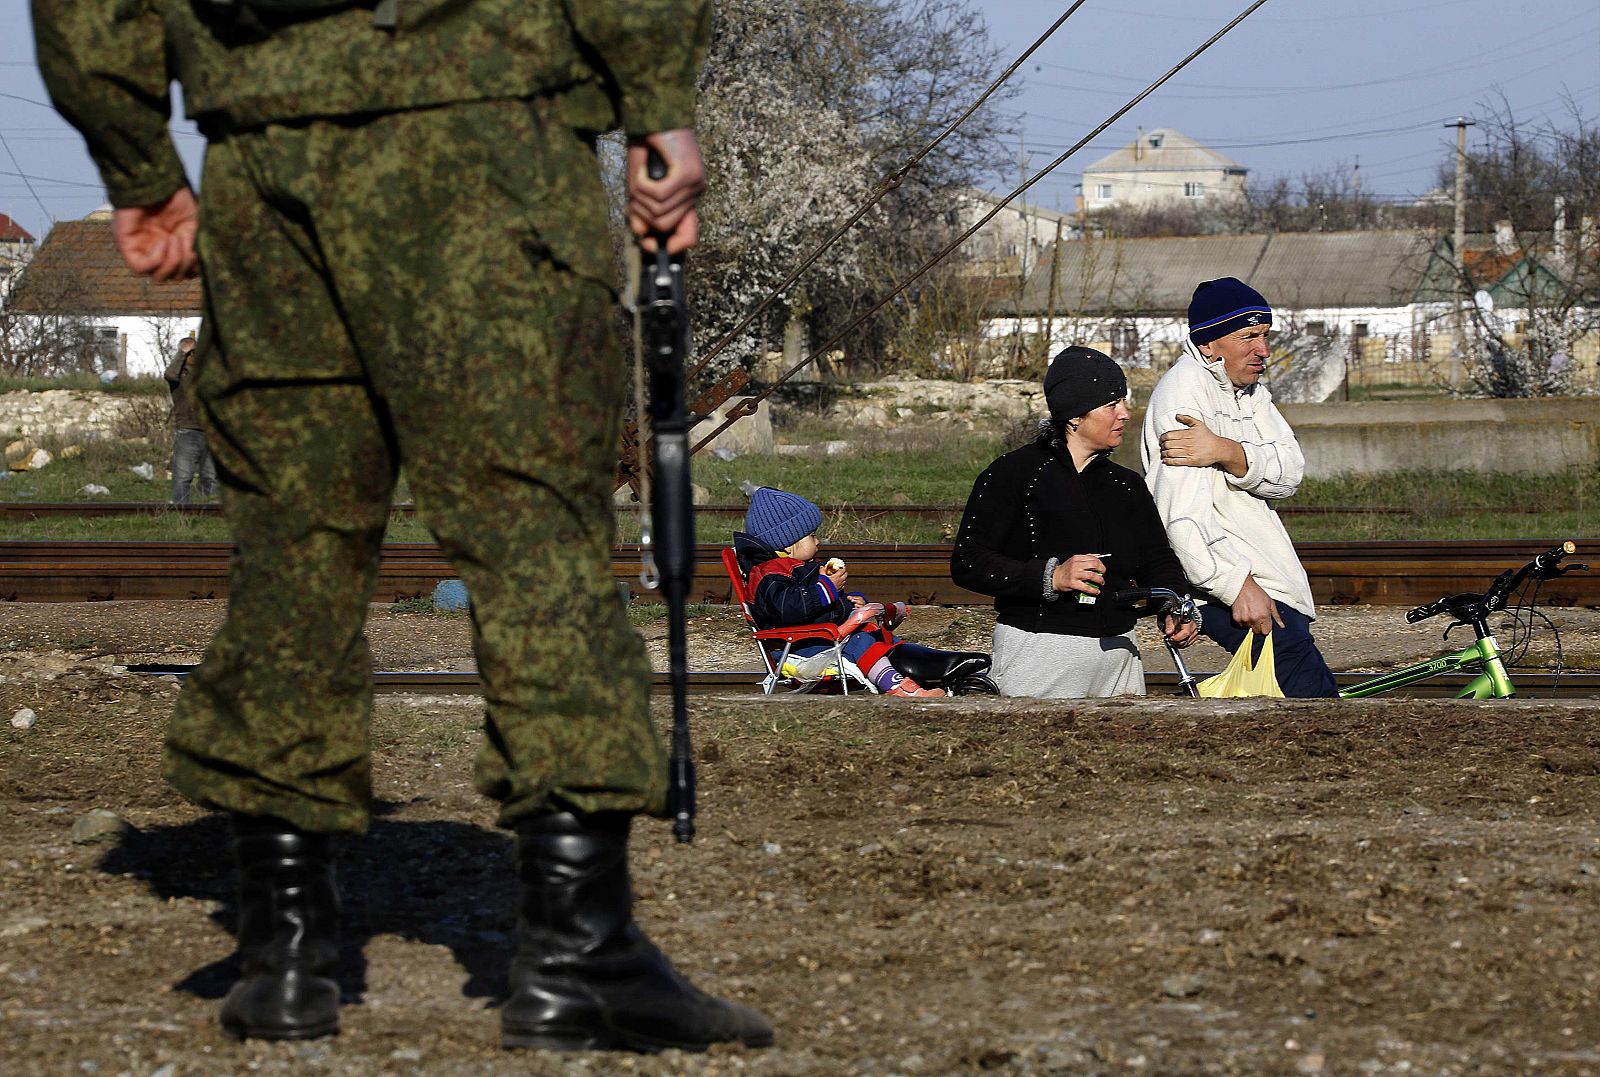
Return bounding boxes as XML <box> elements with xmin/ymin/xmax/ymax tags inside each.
<box><xmin>1114</xmin><ymin>397</ymin><xmax>1600</xmax><ymax>476</ymax></box>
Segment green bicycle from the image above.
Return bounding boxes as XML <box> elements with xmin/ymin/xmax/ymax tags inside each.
<box><xmin>1338</xmin><ymin>541</ymin><xmax>1585</xmax><ymax>700</ymax></box>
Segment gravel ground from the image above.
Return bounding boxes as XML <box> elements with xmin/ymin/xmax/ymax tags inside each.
<box><xmin>2</xmin><ymin>599</ymin><xmax>1599</xmax><ymax>1076</ymax></box>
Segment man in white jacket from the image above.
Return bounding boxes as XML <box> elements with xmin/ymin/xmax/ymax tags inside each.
<box><xmin>1141</xmin><ymin>277</ymin><xmax>1338</xmax><ymax>697</ymax></box>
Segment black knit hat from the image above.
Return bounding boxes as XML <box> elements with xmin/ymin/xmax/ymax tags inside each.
<box><xmin>1188</xmin><ymin>277</ymin><xmax>1272</xmax><ymax>345</ymax></box>
<box><xmin>1043</xmin><ymin>346</ymin><xmax>1128</xmax><ymax>420</ymax></box>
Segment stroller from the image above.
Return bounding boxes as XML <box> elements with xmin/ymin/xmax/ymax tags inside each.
<box><xmin>721</xmin><ymin>548</ymin><xmax>998</xmax><ymax>696</ymax></box>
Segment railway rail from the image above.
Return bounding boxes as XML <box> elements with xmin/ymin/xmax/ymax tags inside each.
<box><xmin>124</xmin><ymin>665</ymin><xmax>1600</xmax><ymax>699</ymax></box>
<box><xmin>0</xmin><ymin>538</ymin><xmax>1594</xmax><ymax>607</ymax></box>
<box><xmin>0</xmin><ymin>501</ymin><xmax>1413</xmax><ymax>519</ymax></box>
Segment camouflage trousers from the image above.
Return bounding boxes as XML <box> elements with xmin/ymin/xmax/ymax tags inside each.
<box><xmin>166</xmin><ymin>97</ymin><xmax>666</xmax><ymax>834</ymax></box>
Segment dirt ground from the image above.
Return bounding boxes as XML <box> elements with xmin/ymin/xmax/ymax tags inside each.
<box><xmin>4</xmin><ymin>600</ymin><xmax>1600</xmax><ymax>1076</ymax></box>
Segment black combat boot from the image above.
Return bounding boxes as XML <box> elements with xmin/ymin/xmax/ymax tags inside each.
<box><xmin>218</xmin><ymin>814</ymin><xmax>341</xmax><ymax>1041</ymax></box>
<box><xmin>501</xmin><ymin>811</ymin><xmax>775</xmax><ymax>1053</ymax></box>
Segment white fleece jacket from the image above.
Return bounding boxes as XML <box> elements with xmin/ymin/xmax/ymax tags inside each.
<box><xmin>1140</xmin><ymin>342</ymin><xmax>1316</xmax><ymax>619</ymax></box>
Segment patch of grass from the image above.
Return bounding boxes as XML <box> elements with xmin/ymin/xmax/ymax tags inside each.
<box><xmin>627</xmin><ymin>602</ymin><xmax>717</xmax><ymax>626</ymax></box>
<box><xmin>694</xmin><ymin>435</ymin><xmax>1007</xmax><ymax>508</ymax></box>
<box><xmin>1285</xmin><ymin>469</ymin><xmax>1598</xmax><ymax>541</ymax></box>
<box><xmin>389</xmin><ymin>596</ymin><xmax>436</xmax><ymax>614</ymax></box>
<box><xmin>0</xmin><ymin>507</ymin><xmax>233</xmax><ymax>541</ymax></box>
<box><xmin>6</xmin><ymin>398</ymin><xmax>1595</xmax><ymax>549</ymax></box>
<box><xmin>0</xmin><ymin>373</ymin><xmax>168</xmax><ymax>395</ymax></box>
<box><xmin>2</xmin><ymin>433</ymin><xmax>172</xmax><ymax>502</ymax></box>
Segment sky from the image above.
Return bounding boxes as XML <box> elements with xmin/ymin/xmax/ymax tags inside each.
<box><xmin>1</xmin><ymin>0</ymin><xmax>1597</xmax><ymax>242</ymax></box>
<box><xmin>973</xmin><ymin>0</ymin><xmax>1599</xmax><ymax>215</ymax></box>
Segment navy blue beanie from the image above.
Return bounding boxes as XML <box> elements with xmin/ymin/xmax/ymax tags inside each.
<box><xmin>1188</xmin><ymin>277</ymin><xmax>1272</xmax><ymax>345</ymax></box>
<box><xmin>744</xmin><ymin>487</ymin><xmax>823</xmax><ymax>553</ymax></box>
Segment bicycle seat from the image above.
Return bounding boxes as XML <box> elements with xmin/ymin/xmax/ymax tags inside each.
<box><xmin>887</xmin><ymin>642</ymin><xmax>992</xmax><ymax>688</ymax></box>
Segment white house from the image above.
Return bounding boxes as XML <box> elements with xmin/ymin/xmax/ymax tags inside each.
<box><xmin>0</xmin><ymin>212</ymin><xmax>36</xmax><ymax>305</ymax></box>
<box><xmin>1081</xmin><ymin>128</ymin><xmax>1249</xmax><ymax>212</ymax></box>
<box><xmin>6</xmin><ymin>209</ymin><xmax>201</xmax><ymax>377</ymax></box>
<box><xmin>954</xmin><ymin>188</ymin><xmax>1076</xmax><ymax>279</ymax></box>
<box><xmin>987</xmin><ymin>227</ymin><xmax>1599</xmax><ymax>398</ymax></box>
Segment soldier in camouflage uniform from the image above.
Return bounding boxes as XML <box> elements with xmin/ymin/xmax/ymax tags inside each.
<box><xmin>34</xmin><ymin>0</ymin><xmax>773</xmax><ymax>1053</ymax></box>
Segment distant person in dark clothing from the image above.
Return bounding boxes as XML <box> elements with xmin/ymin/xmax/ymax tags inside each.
<box><xmin>162</xmin><ymin>334</ymin><xmax>215</xmax><ymax>504</ymax></box>
<box><xmin>953</xmin><ymin>346</ymin><xmax>1196</xmax><ymax>697</ymax></box>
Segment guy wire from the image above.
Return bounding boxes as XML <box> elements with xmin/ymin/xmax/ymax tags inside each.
<box><xmin>688</xmin><ymin>1</ymin><xmax>1092</xmax><ymax>381</ymax></box>
<box><xmin>689</xmin><ymin>0</ymin><xmax>1273</xmax><ymax>456</ymax></box>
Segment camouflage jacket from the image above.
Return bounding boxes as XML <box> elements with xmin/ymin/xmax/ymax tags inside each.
<box><xmin>32</xmin><ymin>0</ymin><xmax>709</xmax><ymax>208</ymax></box>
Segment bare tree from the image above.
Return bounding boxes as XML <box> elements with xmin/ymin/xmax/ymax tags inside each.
<box><xmin>691</xmin><ymin>0</ymin><xmax>1017</xmax><ymax>380</ymax></box>
<box><xmin>1436</xmin><ymin>98</ymin><xmax>1600</xmax><ymax>397</ymax></box>
<box><xmin>0</xmin><ymin>263</ymin><xmax>105</xmax><ymax>378</ymax></box>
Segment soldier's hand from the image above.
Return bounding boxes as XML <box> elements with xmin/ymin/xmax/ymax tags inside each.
<box><xmin>112</xmin><ymin>188</ymin><xmax>199</xmax><ymax>281</ymax></box>
<box><xmin>627</xmin><ymin>129</ymin><xmax>706</xmax><ymax>255</ymax></box>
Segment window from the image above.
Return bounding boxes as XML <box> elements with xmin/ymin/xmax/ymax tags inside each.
<box><xmin>1183</xmin><ymin>182</ymin><xmax>1204</xmax><ymax>198</ymax></box>
<box><xmin>1095</xmin><ymin>184</ymin><xmax>1112</xmax><ymax>200</ymax></box>
<box><xmin>74</xmin><ymin>325</ymin><xmax>121</xmax><ymax>375</ymax></box>
<box><xmin>1148</xmin><ymin>134</ymin><xmax>1163</xmax><ymax>149</ymax></box>
<box><xmin>1110</xmin><ymin>323</ymin><xmax>1139</xmax><ymax>359</ymax></box>
<box><xmin>1305</xmin><ymin>321</ymin><xmax>1327</xmax><ymax>337</ymax></box>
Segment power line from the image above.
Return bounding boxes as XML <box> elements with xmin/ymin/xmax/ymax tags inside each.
<box><xmin>686</xmin><ymin>0</ymin><xmax>1095</xmax><ymax>380</ymax></box>
<box><xmin>1009</xmin><ymin>77</ymin><xmax>1600</xmax><ymax>149</ymax></box>
<box><xmin>0</xmin><ymin>90</ymin><xmax>56</xmax><ymax>110</ymax></box>
<box><xmin>0</xmin><ymin>168</ymin><xmax>105</xmax><ymax>189</ymax></box>
<box><xmin>1014</xmin><ymin>120</ymin><xmax>1438</xmax><ymax>159</ymax></box>
<box><xmin>0</xmin><ymin>129</ymin><xmax>52</xmax><ymax>227</ymax></box>
<box><xmin>688</xmin><ymin>0</ymin><xmax>1275</xmax><ymax>453</ymax></box>
<box><xmin>1026</xmin><ymin>8</ymin><xmax>1598</xmax><ymax>96</ymax></box>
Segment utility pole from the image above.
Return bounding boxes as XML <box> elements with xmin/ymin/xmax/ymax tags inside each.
<box><xmin>1043</xmin><ymin>217</ymin><xmax>1064</xmax><ymax>353</ymax></box>
<box><xmin>1447</xmin><ymin>116</ymin><xmax>1475</xmax><ymax>387</ymax></box>
<box><xmin>1010</xmin><ymin>134</ymin><xmax>1029</xmax><ymax>373</ymax></box>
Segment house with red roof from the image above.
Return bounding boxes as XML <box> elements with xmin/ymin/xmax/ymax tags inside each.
<box><xmin>5</xmin><ymin>209</ymin><xmax>200</xmax><ymax>377</ymax></box>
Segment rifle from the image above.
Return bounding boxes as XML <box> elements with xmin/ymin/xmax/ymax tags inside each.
<box><xmin>634</xmin><ymin>151</ymin><xmax>697</xmax><ymax>844</ymax></box>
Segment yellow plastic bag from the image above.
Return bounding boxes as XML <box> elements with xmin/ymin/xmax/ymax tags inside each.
<box><xmin>1197</xmin><ymin>633</ymin><xmax>1285</xmax><ymax>698</ymax></box>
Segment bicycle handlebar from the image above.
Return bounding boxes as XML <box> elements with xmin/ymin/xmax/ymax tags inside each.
<box><xmin>1405</xmin><ymin>541</ymin><xmax>1579</xmax><ymax>624</ymax></box>
<box><xmin>1114</xmin><ymin>587</ymin><xmax>1199</xmax><ymax>623</ymax></box>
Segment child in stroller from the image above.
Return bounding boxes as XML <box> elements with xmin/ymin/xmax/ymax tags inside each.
<box><xmin>732</xmin><ymin>487</ymin><xmax>994</xmax><ymax>696</ymax></box>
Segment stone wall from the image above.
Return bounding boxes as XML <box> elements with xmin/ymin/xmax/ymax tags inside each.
<box><xmin>0</xmin><ymin>390</ymin><xmax>153</xmax><ymax>443</ymax></box>
<box><xmin>816</xmin><ymin>377</ymin><xmax>1043</xmax><ymax>429</ymax></box>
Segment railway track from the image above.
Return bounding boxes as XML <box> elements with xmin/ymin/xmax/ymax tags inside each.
<box><xmin>125</xmin><ymin>665</ymin><xmax>1600</xmax><ymax>699</ymax></box>
<box><xmin>0</xmin><ymin>538</ymin><xmax>1593</xmax><ymax>606</ymax></box>
<box><xmin>0</xmin><ymin>500</ymin><xmax>1413</xmax><ymax>520</ymax></box>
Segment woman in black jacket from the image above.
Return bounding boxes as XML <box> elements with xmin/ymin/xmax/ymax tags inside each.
<box><xmin>952</xmin><ymin>346</ymin><xmax>1197</xmax><ymax>697</ymax></box>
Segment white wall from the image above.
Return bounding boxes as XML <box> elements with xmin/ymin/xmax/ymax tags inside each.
<box><xmin>106</xmin><ymin>314</ymin><xmax>202</xmax><ymax>377</ymax></box>
<box><xmin>1082</xmin><ymin>167</ymin><xmax>1248</xmax><ymax>211</ymax></box>
<box><xmin>986</xmin><ymin>304</ymin><xmax>1436</xmax><ymax>355</ymax></box>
